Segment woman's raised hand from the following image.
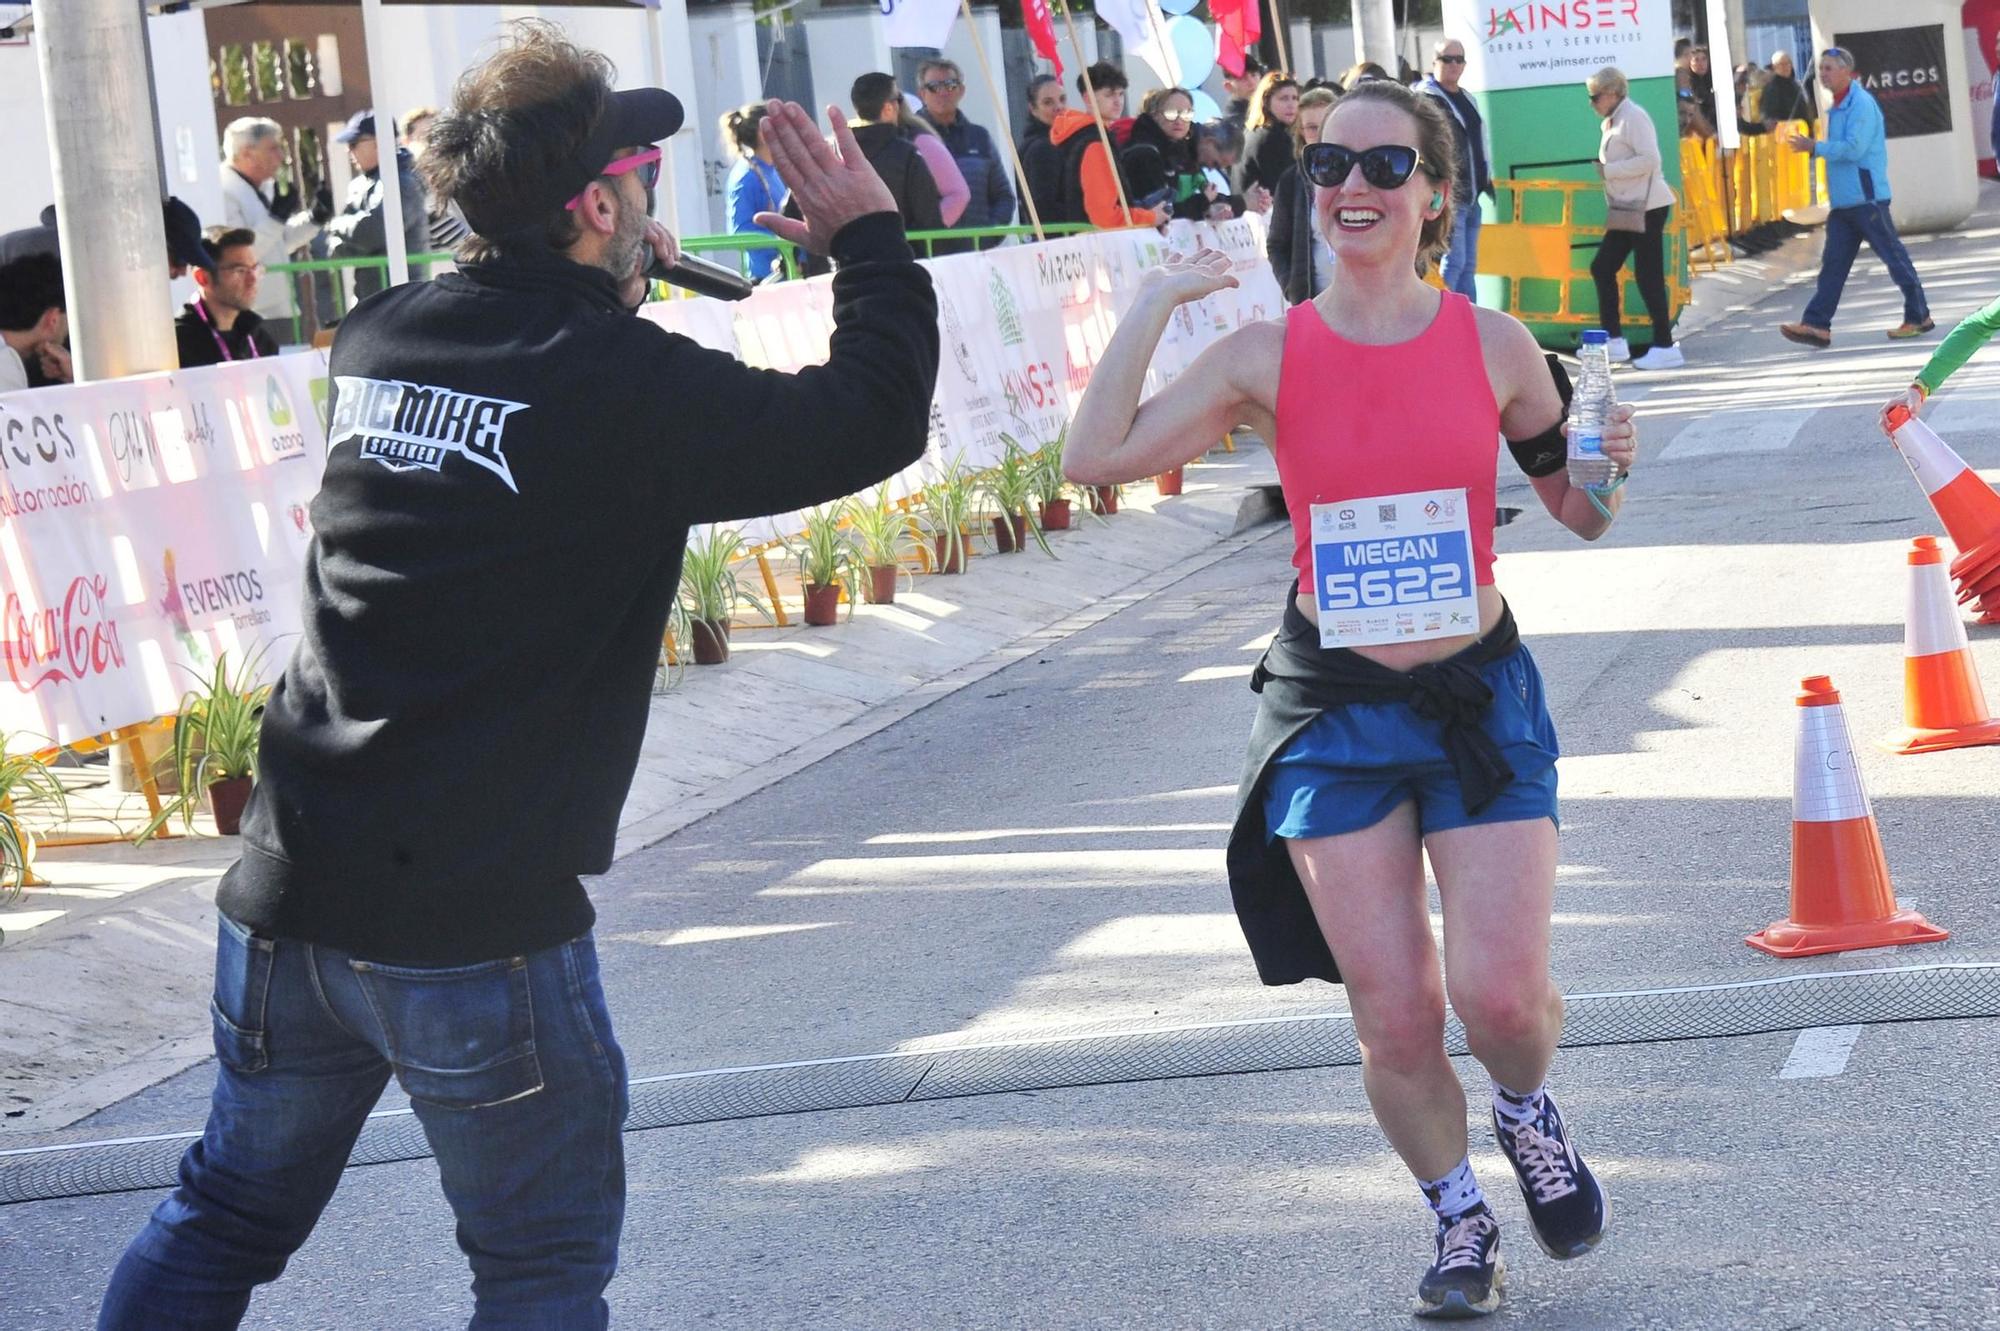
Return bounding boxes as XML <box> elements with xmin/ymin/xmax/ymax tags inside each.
<box><xmin>1144</xmin><ymin>247</ymin><xmax>1239</xmax><ymax>307</ymax></box>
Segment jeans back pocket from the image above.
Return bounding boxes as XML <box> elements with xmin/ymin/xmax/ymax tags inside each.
<box><xmin>349</xmin><ymin>955</ymin><xmax>544</xmax><ymax>1110</ymax></box>
<box><xmin>212</xmin><ymin>912</ymin><xmax>276</xmax><ymax>1073</ymax></box>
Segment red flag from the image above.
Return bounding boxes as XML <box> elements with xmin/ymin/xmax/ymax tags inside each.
<box><xmin>1211</xmin><ymin>0</ymin><xmax>1261</xmax><ymax>78</ymax></box>
<box><xmin>1023</xmin><ymin>0</ymin><xmax>1063</xmax><ymax>76</ymax></box>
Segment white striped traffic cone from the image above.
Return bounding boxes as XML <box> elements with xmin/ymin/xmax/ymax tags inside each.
<box><xmin>1886</xmin><ymin>405</ymin><xmax>2000</xmax><ymax>623</ymax></box>
<box><xmin>1747</xmin><ymin>675</ymin><xmax>1949</xmax><ymax>958</ymax></box>
<box><xmin>1889</xmin><ymin>537</ymin><xmax>2000</xmax><ymax>754</ymax></box>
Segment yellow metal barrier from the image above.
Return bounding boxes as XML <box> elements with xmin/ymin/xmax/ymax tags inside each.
<box><xmin>1479</xmin><ymin>177</ymin><xmax>1691</xmax><ymax>335</ymax></box>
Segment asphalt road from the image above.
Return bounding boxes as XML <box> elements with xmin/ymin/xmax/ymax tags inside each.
<box><xmin>6</xmin><ymin>195</ymin><xmax>2000</xmax><ymax>1329</ymax></box>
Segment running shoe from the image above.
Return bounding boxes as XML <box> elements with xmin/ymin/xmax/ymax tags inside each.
<box><xmin>1887</xmin><ymin>319</ymin><xmax>1936</xmax><ymax>340</ymax></box>
<box><xmin>1630</xmin><ymin>344</ymin><xmax>1685</xmax><ymax>371</ymax></box>
<box><xmin>1415</xmin><ymin>1205</ymin><xmax>1505</xmax><ymax>1319</ymax></box>
<box><xmin>1605</xmin><ymin>336</ymin><xmax>1632</xmax><ymax>362</ymax></box>
<box><xmin>1492</xmin><ymin>1091</ymin><xmax>1607</xmax><ymax>1260</ymax></box>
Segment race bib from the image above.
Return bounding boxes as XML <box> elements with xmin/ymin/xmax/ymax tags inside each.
<box><xmin>1309</xmin><ymin>488</ymin><xmax>1479</xmax><ymax>649</ymax></box>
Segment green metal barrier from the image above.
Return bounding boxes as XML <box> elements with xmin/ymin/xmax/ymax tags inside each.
<box><xmin>267</xmin><ymin>223</ymin><xmax>1100</xmax><ymax>345</ymax></box>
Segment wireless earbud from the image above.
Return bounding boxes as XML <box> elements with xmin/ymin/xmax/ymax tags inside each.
<box><xmin>1431</xmin><ymin>191</ymin><xmax>1444</xmax><ymax>209</ymax></box>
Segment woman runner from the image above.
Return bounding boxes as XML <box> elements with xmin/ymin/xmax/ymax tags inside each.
<box><xmin>1065</xmin><ymin>78</ymin><xmax>1638</xmax><ymax>1318</ymax></box>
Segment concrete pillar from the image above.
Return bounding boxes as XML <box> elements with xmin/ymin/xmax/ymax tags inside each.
<box><xmin>1288</xmin><ymin>19</ymin><xmax>1313</xmax><ymax>79</ymax></box>
<box><xmin>691</xmin><ymin>4</ymin><xmax>765</xmax><ymax>236</ymax></box>
<box><xmin>35</xmin><ymin>0</ymin><xmax>178</xmax><ymax>382</ymax></box>
<box><xmin>807</xmin><ymin>6</ymin><xmax>890</xmax><ymax>134</ymax></box>
<box><xmin>1352</xmin><ymin>0</ymin><xmax>1396</xmax><ymax>72</ymax></box>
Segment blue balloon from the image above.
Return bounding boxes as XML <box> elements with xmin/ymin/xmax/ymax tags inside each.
<box><xmin>1164</xmin><ymin>14</ymin><xmax>1216</xmax><ymax>86</ymax></box>
<box><xmin>1158</xmin><ymin>0</ymin><xmax>1200</xmax><ymax>14</ymax></box>
<box><xmin>1189</xmin><ymin>89</ymin><xmax>1222</xmax><ymax>122</ymax></box>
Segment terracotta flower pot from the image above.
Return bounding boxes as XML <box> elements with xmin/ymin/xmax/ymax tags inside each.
<box><xmin>867</xmin><ymin>564</ymin><xmax>900</xmax><ymax>605</ymax></box>
<box><xmin>1156</xmin><ymin>466</ymin><xmax>1184</xmax><ymax>497</ymax></box>
<box><xmin>207</xmin><ymin>775</ymin><xmax>254</xmax><ymax>836</ymax></box>
<box><xmin>1090</xmin><ymin>486</ymin><xmax>1120</xmax><ymax>515</ymax></box>
<box><xmin>992</xmin><ymin>513</ymin><xmax>1028</xmax><ymax>553</ymax></box>
<box><xmin>932</xmin><ymin>532</ymin><xmax>965</xmax><ymax>574</ymax></box>
<box><xmin>802</xmin><ymin>583</ymin><xmax>841</xmax><ymax>626</ymax></box>
<box><xmin>1040</xmin><ymin>499</ymin><xmax>1072</xmax><ymax>531</ymax></box>
<box><xmin>690</xmin><ymin>618</ymin><xmax>730</xmax><ymax>665</ymax></box>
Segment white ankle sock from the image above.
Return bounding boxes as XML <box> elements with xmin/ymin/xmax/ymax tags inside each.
<box><xmin>1492</xmin><ymin>1079</ymin><xmax>1546</xmax><ymax>1130</ymax></box>
<box><xmin>1419</xmin><ymin>1156</ymin><xmax>1486</xmax><ymax>1223</ymax></box>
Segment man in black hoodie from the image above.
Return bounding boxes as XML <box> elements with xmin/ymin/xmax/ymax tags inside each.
<box><xmin>790</xmin><ymin>73</ymin><xmax>942</xmax><ymax>276</ymax></box>
<box><xmin>98</xmin><ymin>20</ymin><xmax>937</xmax><ymax>1328</ymax></box>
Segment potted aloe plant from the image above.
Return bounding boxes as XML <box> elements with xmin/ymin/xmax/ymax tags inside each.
<box><xmin>1089</xmin><ymin>482</ymin><xmax>1123</xmax><ymax>515</ymax></box>
<box><xmin>657</xmin><ymin>597</ymin><xmax>692</xmax><ymax>693</ymax></box>
<box><xmin>1026</xmin><ymin>436</ymin><xmax>1075</xmax><ymax>532</ymax></box>
<box><xmin>980</xmin><ymin>439</ymin><xmax>1052</xmax><ymax>555</ymax></box>
<box><xmin>138</xmin><ymin>649</ymin><xmax>272</xmax><ymax>840</ymax></box>
<box><xmin>786</xmin><ymin>503</ymin><xmax>862</xmax><ymax>626</ymax></box>
<box><xmin>920</xmin><ymin>456</ymin><xmax>980</xmax><ymax>575</ymax></box>
<box><xmin>845</xmin><ymin>484</ymin><xmax>922</xmax><ymax>604</ymax></box>
<box><xmin>1156</xmin><ymin>464</ymin><xmax>1185</xmax><ymax>497</ymax></box>
<box><xmin>678</xmin><ymin>526</ymin><xmax>768</xmax><ymax>665</ymax></box>
<box><xmin>1</xmin><ymin>737</ymin><xmax>68</xmax><ymax>902</ymax></box>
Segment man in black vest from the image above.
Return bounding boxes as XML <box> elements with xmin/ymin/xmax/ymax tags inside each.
<box><xmin>1419</xmin><ymin>37</ymin><xmax>1495</xmax><ymax>302</ymax></box>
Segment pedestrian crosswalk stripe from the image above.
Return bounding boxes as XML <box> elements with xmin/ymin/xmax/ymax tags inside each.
<box><xmin>1657</xmin><ymin>407</ymin><xmax>1818</xmax><ymax>461</ymax></box>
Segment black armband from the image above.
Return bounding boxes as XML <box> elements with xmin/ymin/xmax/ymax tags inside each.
<box><xmin>1505</xmin><ymin>353</ymin><xmax>1573</xmax><ymax>479</ymax></box>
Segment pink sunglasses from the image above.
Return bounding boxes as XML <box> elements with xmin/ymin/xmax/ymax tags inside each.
<box><xmin>566</xmin><ymin>148</ymin><xmax>663</xmax><ymax>210</ymax></box>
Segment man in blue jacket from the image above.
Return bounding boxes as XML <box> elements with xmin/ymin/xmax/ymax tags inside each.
<box><xmin>917</xmin><ymin>58</ymin><xmax>1016</xmax><ymax>250</ymax></box>
<box><xmin>1780</xmin><ymin>47</ymin><xmax>1931</xmax><ymax>348</ymax></box>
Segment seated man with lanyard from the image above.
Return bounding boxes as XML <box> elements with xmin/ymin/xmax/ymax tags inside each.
<box><xmin>175</xmin><ymin>225</ymin><xmax>279</xmax><ymax>367</ymax></box>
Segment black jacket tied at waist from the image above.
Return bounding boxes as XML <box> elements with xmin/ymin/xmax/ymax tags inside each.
<box><xmin>1226</xmin><ymin>589</ymin><xmax>1523</xmax><ymax>986</ymax></box>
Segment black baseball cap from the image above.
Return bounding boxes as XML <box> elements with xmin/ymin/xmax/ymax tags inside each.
<box><xmin>456</xmin><ymin>86</ymin><xmax>684</xmax><ymax>237</ymax></box>
<box><xmin>335</xmin><ymin>109</ymin><xmax>386</xmax><ymax>144</ymax></box>
<box><xmin>163</xmin><ymin>196</ymin><xmax>214</xmax><ymax>274</ymax></box>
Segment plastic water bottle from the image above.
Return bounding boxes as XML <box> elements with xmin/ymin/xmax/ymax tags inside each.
<box><xmin>1568</xmin><ymin>330</ymin><xmax>1620</xmax><ymax>492</ymax></box>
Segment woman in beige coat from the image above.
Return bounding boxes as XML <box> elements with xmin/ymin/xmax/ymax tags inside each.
<box><xmin>1587</xmin><ymin>67</ymin><xmax>1682</xmax><ymax>369</ymax></box>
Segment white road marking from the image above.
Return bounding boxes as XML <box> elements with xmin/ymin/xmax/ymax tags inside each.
<box><xmin>1657</xmin><ymin>407</ymin><xmax>1819</xmax><ymax>461</ymax></box>
<box><xmin>1778</xmin><ymin>1024</ymin><xmax>1863</xmax><ymax>1079</ymax></box>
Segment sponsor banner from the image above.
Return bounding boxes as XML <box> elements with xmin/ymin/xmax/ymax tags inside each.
<box><xmin>1839</xmin><ymin>25</ymin><xmax>1956</xmax><ymax>139</ymax></box>
<box><xmin>1447</xmin><ymin>0</ymin><xmax>1675</xmax><ymax>92</ymax></box>
<box><xmin>0</xmin><ymin>356</ymin><xmax>329</xmax><ymax>746</ymax></box>
<box><xmin>0</xmin><ymin>229</ymin><xmax>1278</xmax><ymax>746</ymax></box>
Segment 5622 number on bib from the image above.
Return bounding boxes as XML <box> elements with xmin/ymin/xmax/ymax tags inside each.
<box><xmin>1309</xmin><ymin>488</ymin><xmax>1479</xmax><ymax>649</ymax></box>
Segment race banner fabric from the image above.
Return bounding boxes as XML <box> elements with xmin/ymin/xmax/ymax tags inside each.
<box><xmin>2</xmin><ymin>224</ymin><xmax>1280</xmax><ymax>750</ymax></box>
<box><xmin>1447</xmin><ymin>0</ymin><xmax>1676</xmax><ymax>92</ymax></box>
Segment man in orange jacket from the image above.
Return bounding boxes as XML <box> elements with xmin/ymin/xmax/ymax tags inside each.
<box><xmin>1040</xmin><ymin>61</ymin><xmax>1159</xmax><ymax>229</ymax></box>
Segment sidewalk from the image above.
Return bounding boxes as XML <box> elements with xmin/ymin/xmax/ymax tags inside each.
<box><xmin>0</xmin><ymin>443</ymin><xmax>1281</xmax><ymax>1132</ymax></box>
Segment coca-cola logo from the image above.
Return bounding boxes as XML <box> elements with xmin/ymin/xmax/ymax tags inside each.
<box><xmin>2</xmin><ymin>574</ymin><xmax>126</xmax><ymax>692</ymax></box>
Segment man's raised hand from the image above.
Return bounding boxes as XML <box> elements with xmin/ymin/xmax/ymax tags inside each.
<box><xmin>752</xmin><ymin>102</ymin><xmax>898</xmax><ymax>255</ymax></box>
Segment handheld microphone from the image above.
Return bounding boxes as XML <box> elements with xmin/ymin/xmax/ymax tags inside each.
<box><xmin>645</xmin><ymin>250</ymin><xmax>756</xmax><ymax>302</ymax></box>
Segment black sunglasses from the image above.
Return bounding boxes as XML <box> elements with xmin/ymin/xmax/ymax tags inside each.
<box><xmin>922</xmin><ymin>79</ymin><xmax>964</xmax><ymax>93</ymax></box>
<box><xmin>1437</xmin><ymin>54</ymin><xmax>1466</xmax><ymax>64</ymax></box>
<box><xmin>1302</xmin><ymin>142</ymin><xmax>1423</xmax><ymax>190</ymax></box>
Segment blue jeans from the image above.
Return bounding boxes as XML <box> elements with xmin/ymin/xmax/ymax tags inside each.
<box><xmin>98</xmin><ymin>915</ymin><xmax>629</xmax><ymax>1329</ymax></box>
<box><xmin>1801</xmin><ymin>200</ymin><xmax>1929</xmax><ymax>331</ymax></box>
<box><xmin>1442</xmin><ymin>201</ymin><xmax>1482</xmax><ymax>301</ymax></box>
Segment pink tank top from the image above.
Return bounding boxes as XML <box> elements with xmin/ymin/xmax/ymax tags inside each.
<box><xmin>1274</xmin><ymin>293</ymin><xmax>1503</xmax><ymax>587</ymax></box>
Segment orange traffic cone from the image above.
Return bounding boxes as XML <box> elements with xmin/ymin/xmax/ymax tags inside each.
<box><xmin>1747</xmin><ymin>675</ymin><xmax>1949</xmax><ymax>958</ymax></box>
<box><xmin>1889</xmin><ymin>537</ymin><xmax>2000</xmax><ymax>754</ymax></box>
<box><xmin>1886</xmin><ymin>405</ymin><xmax>2000</xmax><ymax>554</ymax></box>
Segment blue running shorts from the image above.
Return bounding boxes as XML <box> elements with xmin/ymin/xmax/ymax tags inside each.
<box><xmin>1263</xmin><ymin>645</ymin><xmax>1560</xmax><ymax>840</ymax></box>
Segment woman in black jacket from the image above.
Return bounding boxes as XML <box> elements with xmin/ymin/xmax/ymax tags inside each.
<box><xmin>1124</xmin><ymin>87</ymin><xmax>1229</xmax><ymax>221</ymax></box>
<box><xmin>1264</xmin><ymin>86</ymin><xmax>1338</xmax><ymax>304</ymax></box>
<box><xmin>1236</xmin><ymin>72</ymin><xmax>1301</xmax><ymax>203</ymax></box>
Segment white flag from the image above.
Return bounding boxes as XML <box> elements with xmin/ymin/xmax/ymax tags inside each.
<box><xmin>1095</xmin><ymin>0</ymin><xmax>1180</xmax><ymax>87</ymax></box>
<box><xmin>882</xmin><ymin>0</ymin><xmax>959</xmax><ymax>52</ymax></box>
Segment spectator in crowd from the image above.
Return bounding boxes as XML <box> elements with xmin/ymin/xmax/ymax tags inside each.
<box><xmin>1588</xmin><ymin>65</ymin><xmax>1683</xmax><ymax>369</ymax></box>
<box><xmin>1018</xmin><ymin>73</ymin><xmax>1067</xmax><ymax>225</ymax></box>
<box><xmin>0</xmin><ymin>252</ymin><xmax>69</xmax><ymax>391</ymax></box>
<box><xmin>162</xmin><ymin>196</ymin><xmax>220</xmax><ymax>283</ymax></box>
<box><xmin>916</xmin><ymin>58</ymin><xmax>1015</xmax><ymax>244</ymax></box>
<box><xmin>401</xmin><ymin>106</ymin><xmax>440</xmax><ymax>155</ymax></box>
<box><xmin>1194</xmin><ymin>120</ymin><xmax>1249</xmax><ymax>216</ymax></box>
<box><xmin>1419</xmin><ymin>37</ymin><xmax>1494</xmax><ymax>301</ymax></box>
<box><xmin>722</xmin><ymin>103</ymin><xmax>790</xmax><ymax>280</ymax></box>
<box><xmin>1760</xmin><ymin>49</ymin><xmax>1814</xmax><ymax>129</ymax></box>
<box><xmin>1780</xmin><ymin>47</ymin><xmax>1932</xmax><ymax>348</ymax></box>
<box><xmin>175</xmin><ymin>226</ymin><xmax>279</xmax><ymax>367</ymax></box>
<box><xmin>1126</xmin><ymin>88</ymin><xmax>1230</xmax><ymax>221</ymax></box>
<box><xmin>791</xmin><ymin>73</ymin><xmax>942</xmax><ymax>265</ymax></box>
<box><xmin>1342</xmin><ymin>61</ymin><xmax>1392</xmax><ymax>91</ymax></box>
<box><xmin>219</xmin><ymin>116</ymin><xmax>329</xmax><ymax>325</ymax></box>
<box><xmin>323</xmin><ymin>110</ymin><xmax>430</xmax><ymax>302</ymax></box>
<box><xmin>1733</xmin><ymin>63</ymin><xmax>1771</xmax><ymax>137</ymax></box>
<box><xmin>1237</xmin><ymin>72</ymin><xmax>1301</xmax><ymax>206</ymax></box>
<box><xmin>1687</xmin><ymin>45</ymin><xmax>1718</xmax><ymax>134</ymax></box>
<box><xmin>1265</xmin><ymin>85</ymin><xmax>1338</xmax><ymax>305</ymax></box>
<box><xmin>1038</xmin><ymin>62</ymin><xmax>1158</xmax><ymax>229</ymax></box>
<box><xmin>1220</xmin><ymin>56</ymin><xmax>1267</xmax><ymax>134</ymax></box>
<box><xmin>1674</xmin><ymin>39</ymin><xmax>1714</xmax><ymax>138</ymax></box>
<box><xmin>895</xmin><ymin>95</ymin><xmax>972</xmax><ymax>230</ymax></box>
